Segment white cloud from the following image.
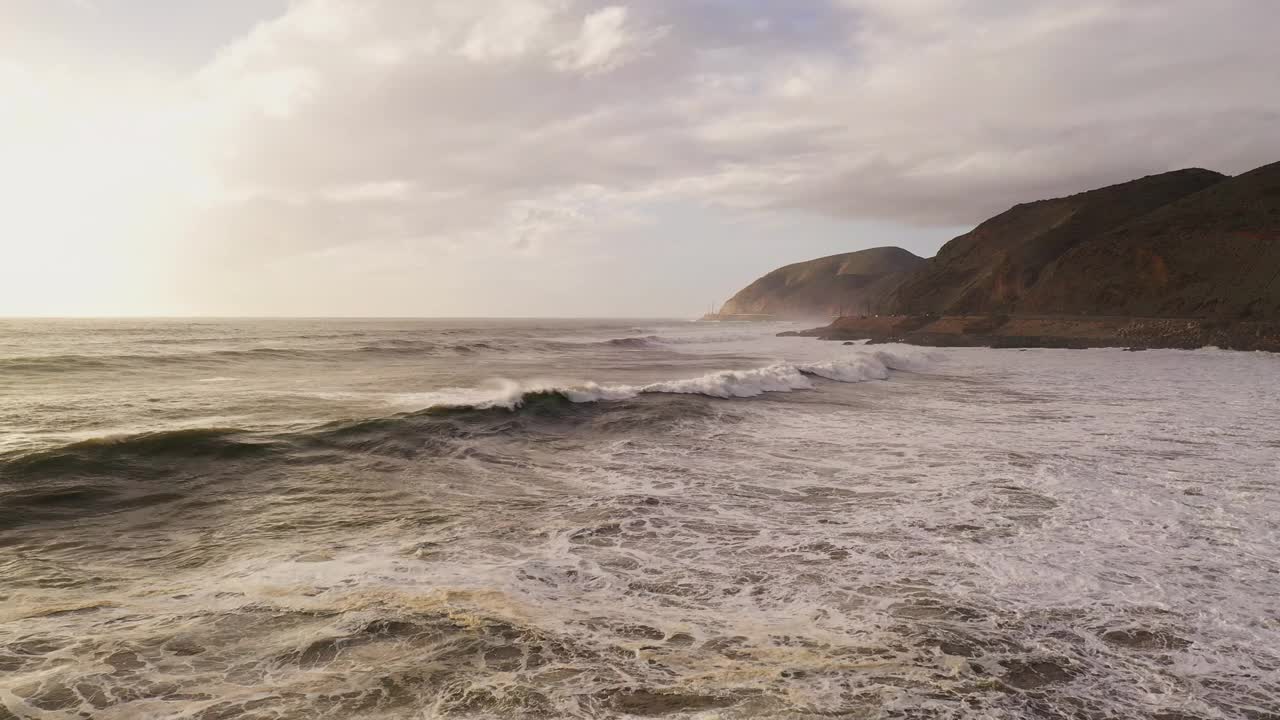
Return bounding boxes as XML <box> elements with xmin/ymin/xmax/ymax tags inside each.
<box><xmin>191</xmin><ymin>0</ymin><xmax>1279</xmax><ymax>235</ymax></box>
<box><xmin>325</xmin><ymin>180</ymin><xmax>413</xmax><ymax>203</ymax></box>
<box><xmin>6</xmin><ymin>0</ymin><xmax>1280</xmax><ymax>314</ymax></box>
<box><xmin>553</xmin><ymin>6</ymin><xmax>662</xmax><ymax>74</ymax></box>
<box><xmin>458</xmin><ymin>0</ymin><xmax>558</xmax><ymax>62</ymax></box>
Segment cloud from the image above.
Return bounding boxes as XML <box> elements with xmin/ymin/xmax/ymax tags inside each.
<box><xmin>553</xmin><ymin>6</ymin><xmax>664</xmax><ymax>74</ymax></box>
<box><xmin>189</xmin><ymin>0</ymin><xmax>1279</xmax><ymax>251</ymax></box>
<box><xmin>458</xmin><ymin>0</ymin><xmax>558</xmax><ymax>62</ymax></box>
<box><xmin>9</xmin><ymin>0</ymin><xmax>1277</xmax><ymax>314</ymax></box>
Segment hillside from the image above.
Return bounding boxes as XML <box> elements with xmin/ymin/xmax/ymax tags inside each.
<box><xmin>712</xmin><ymin>160</ymin><xmax>1280</xmax><ymax>335</ymax></box>
<box><xmin>712</xmin><ymin>247</ymin><xmax>926</xmax><ymax>320</ymax></box>
<box><xmin>1021</xmin><ymin>160</ymin><xmax>1280</xmax><ymax>318</ymax></box>
<box><xmin>891</xmin><ymin>168</ymin><xmax>1228</xmax><ymax>314</ymax></box>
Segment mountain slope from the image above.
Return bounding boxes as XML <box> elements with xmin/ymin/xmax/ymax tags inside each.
<box><xmin>891</xmin><ymin>168</ymin><xmax>1229</xmax><ymax>314</ymax></box>
<box><xmin>1021</xmin><ymin>160</ymin><xmax>1280</xmax><ymax>318</ymax></box>
<box><xmin>715</xmin><ymin>247</ymin><xmax>926</xmax><ymax>319</ymax></box>
<box><xmin>712</xmin><ymin>160</ymin><xmax>1280</xmax><ymax>325</ymax></box>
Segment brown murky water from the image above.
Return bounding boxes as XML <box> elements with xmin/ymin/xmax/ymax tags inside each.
<box><xmin>2</xmin><ymin>319</ymin><xmax>1278</xmax><ymax>718</ymax></box>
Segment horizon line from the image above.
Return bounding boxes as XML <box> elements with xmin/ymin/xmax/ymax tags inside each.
<box><xmin>0</xmin><ymin>314</ymin><xmax>704</xmax><ymax>321</ymax></box>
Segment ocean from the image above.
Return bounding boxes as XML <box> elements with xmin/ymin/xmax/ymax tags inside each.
<box><xmin>1</xmin><ymin>319</ymin><xmax>1277</xmax><ymax>719</ymax></box>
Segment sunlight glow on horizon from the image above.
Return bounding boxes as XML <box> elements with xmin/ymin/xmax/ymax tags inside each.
<box><xmin>0</xmin><ymin>61</ymin><xmax>220</xmax><ymax>316</ymax></box>
<box><xmin>2</xmin><ymin>1</ymin><xmax>1276</xmax><ymax>317</ymax></box>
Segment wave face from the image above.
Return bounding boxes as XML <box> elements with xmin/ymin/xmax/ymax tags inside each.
<box><xmin>0</xmin><ymin>347</ymin><xmax>917</xmax><ymax>487</ymax></box>
<box><xmin>0</xmin><ymin>330</ymin><xmax>680</xmax><ymax>375</ymax></box>
<box><xmin>388</xmin><ymin>351</ymin><xmax>918</xmax><ymax>412</ymax></box>
<box><xmin>2</xmin><ymin>318</ymin><xmax>1277</xmax><ymax>719</ymax></box>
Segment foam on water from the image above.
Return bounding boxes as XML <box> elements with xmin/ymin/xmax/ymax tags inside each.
<box><xmin>389</xmin><ymin>349</ymin><xmax>925</xmax><ymax>410</ymax></box>
<box><xmin>1</xmin><ymin>319</ymin><xmax>1277</xmax><ymax>719</ymax></box>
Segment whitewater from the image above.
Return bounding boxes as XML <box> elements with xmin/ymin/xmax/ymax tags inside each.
<box><xmin>1</xmin><ymin>318</ymin><xmax>1277</xmax><ymax>719</ymax></box>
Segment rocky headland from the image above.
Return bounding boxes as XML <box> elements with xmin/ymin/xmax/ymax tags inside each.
<box><xmin>703</xmin><ymin>246</ymin><xmax>926</xmax><ymax>321</ymax></box>
<box><xmin>711</xmin><ymin>159</ymin><xmax>1280</xmax><ymax>351</ymax></box>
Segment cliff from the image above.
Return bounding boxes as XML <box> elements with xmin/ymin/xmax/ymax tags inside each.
<box><xmin>891</xmin><ymin>168</ymin><xmax>1229</xmax><ymax>314</ymax></box>
<box><xmin>712</xmin><ymin>159</ymin><xmax>1279</xmax><ymax>346</ymax></box>
<box><xmin>1020</xmin><ymin>160</ymin><xmax>1280</xmax><ymax>318</ymax></box>
<box><xmin>710</xmin><ymin>246</ymin><xmax>926</xmax><ymax>320</ymax></box>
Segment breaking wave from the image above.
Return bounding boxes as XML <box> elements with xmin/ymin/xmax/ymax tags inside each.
<box><xmin>357</xmin><ymin>340</ymin><xmax>504</xmax><ymax>354</ymax></box>
<box><xmin>595</xmin><ymin>332</ymin><xmax>766</xmax><ymax>348</ymax></box>
<box><xmin>602</xmin><ymin>335</ymin><xmax>664</xmax><ymax>348</ymax></box>
<box><xmin>400</xmin><ymin>349</ymin><xmax>925</xmax><ymax>411</ymax></box>
<box><xmin>1</xmin><ymin>350</ymin><xmax>927</xmax><ymax>486</ymax></box>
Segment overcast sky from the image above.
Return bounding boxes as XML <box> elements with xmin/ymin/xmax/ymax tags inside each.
<box><xmin>2</xmin><ymin>0</ymin><xmax>1278</xmax><ymax>317</ymax></box>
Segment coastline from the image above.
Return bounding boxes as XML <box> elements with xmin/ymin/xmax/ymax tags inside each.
<box><xmin>781</xmin><ymin>314</ymin><xmax>1280</xmax><ymax>352</ymax></box>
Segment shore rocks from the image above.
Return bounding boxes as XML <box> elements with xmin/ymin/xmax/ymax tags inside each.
<box><xmin>796</xmin><ymin>314</ymin><xmax>1280</xmax><ymax>352</ymax></box>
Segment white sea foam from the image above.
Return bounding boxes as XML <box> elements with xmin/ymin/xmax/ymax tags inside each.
<box><xmin>393</xmin><ymin>349</ymin><xmax>925</xmax><ymax>410</ymax></box>
<box><xmin>15</xmin><ymin>320</ymin><xmax>1275</xmax><ymax>719</ymax></box>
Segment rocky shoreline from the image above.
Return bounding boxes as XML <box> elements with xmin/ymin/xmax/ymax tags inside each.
<box><xmin>782</xmin><ymin>315</ymin><xmax>1280</xmax><ymax>352</ymax></box>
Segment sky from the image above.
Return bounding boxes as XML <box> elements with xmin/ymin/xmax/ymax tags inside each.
<box><xmin>1</xmin><ymin>0</ymin><xmax>1278</xmax><ymax>317</ymax></box>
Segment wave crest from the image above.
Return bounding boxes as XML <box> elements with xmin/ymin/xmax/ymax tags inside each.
<box><xmin>0</xmin><ymin>427</ymin><xmax>277</xmax><ymax>484</ymax></box>
<box><xmin>398</xmin><ymin>349</ymin><xmax>926</xmax><ymax>411</ymax></box>
<box><xmin>1</xmin><ymin>350</ymin><xmax>932</xmax><ymax>488</ymax></box>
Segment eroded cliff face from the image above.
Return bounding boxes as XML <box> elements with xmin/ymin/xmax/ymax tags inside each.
<box><xmin>714</xmin><ymin>247</ymin><xmax>926</xmax><ymax>320</ymax></box>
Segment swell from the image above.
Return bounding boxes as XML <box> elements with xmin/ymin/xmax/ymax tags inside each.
<box><xmin>0</xmin><ymin>337</ymin><xmax>657</xmax><ymax>373</ymax></box>
<box><xmin>0</xmin><ymin>348</ymin><xmax>307</xmax><ymax>373</ymax></box>
<box><xmin>400</xmin><ymin>349</ymin><xmax>926</xmax><ymax>411</ymax></box>
<box><xmin>566</xmin><ymin>332</ymin><xmax>761</xmax><ymax>350</ymax></box>
<box><xmin>2</xmin><ymin>427</ymin><xmax>280</xmax><ymax>480</ymax></box>
<box><xmin>0</xmin><ymin>350</ymin><xmax>928</xmax><ymax>528</ymax></box>
<box><xmin>1</xmin><ymin>327</ymin><xmax>776</xmax><ymax>373</ymax></box>
<box><xmin>0</xmin><ymin>395</ymin><xmax>714</xmax><ymax>528</ymax></box>
<box><xmin>355</xmin><ymin>340</ymin><xmax>504</xmax><ymax>355</ymax></box>
<box><xmin>0</xmin><ymin>394</ymin><xmax>690</xmax><ymax>486</ymax></box>
<box><xmin>0</xmin><ymin>427</ymin><xmax>281</xmax><ymax>530</ymax></box>
<box><xmin>4</xmin><ymin>350</ymin><xmax>924</xmax><ymax>474</ymax></box>
<box><xmin>602</xmin><ymin>335</ymin><xmax>663</xmax><ymax>348</ymax></box>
